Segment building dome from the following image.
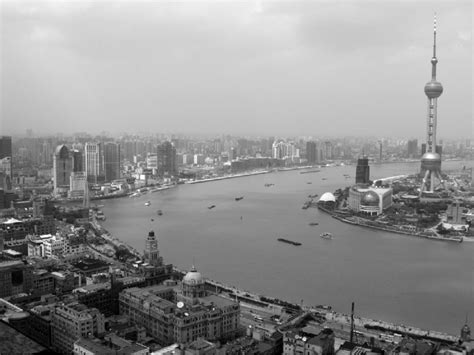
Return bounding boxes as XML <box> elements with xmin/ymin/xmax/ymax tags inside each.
<box><xmin>424</xmin><ymin>80</ymin><xmax>443</xmax><ymax>98</ymax></box>
<box><xmin>421</xmin><ymin>152</ymin><xmax>441</xmax><ymax>162</ymax></box>
<box><xmin>182</xmin><ymin>266</ymin><xmax>204</xmax><ymax>285</ymax></box>
<box><xmin>318</xmin><ymin>192</ymin><xmax>336</xmax><ymax>203</ymax></box>
<box><xmin>55</xmin><ymin>145</ymin><xmax>69</xmax><ymax>159</ymax></box>
<box><xmin>361</xmin><ymin>191</ymin><xmax>380</xmax><ymax>206</ymax></box>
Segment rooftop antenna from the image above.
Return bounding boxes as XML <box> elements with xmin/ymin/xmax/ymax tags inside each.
<box><xmin>432</xmin><ymin>12</ymin><xmax>438</xmax><ymax>80</ymax></box>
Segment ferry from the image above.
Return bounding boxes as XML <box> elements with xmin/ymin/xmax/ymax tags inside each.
<box><xmin>96</xmin><ymin>210</ymin><xmax>106</xmax><ymax>221</ymax></box>
<box><xmin>309</xmin><ymin>222</ymin><xmax>319</xmax><ymax>226</ymax></box>
<box><xmin>235</xmin><ymin>196</ymin><xmax>244</xmax><ymax>201</ymax></box>
<box><xmin>208</xmin><ymin>205</ymin><xmax>216</xmax><ymax>210</ymax></box>
<box><xmin>277</xmin><ymin>238</ymin><xmax>302</xmax><ymax>246</ymax></box>
<box><xmin>264</xmin><ymin>183</ymin><xmax>274</xmax><ymax>187</ymax></box>
<box><xmin>320</xmin><ymin>232</ymin><xmax>332</xmax><ymax>239</ymax></box>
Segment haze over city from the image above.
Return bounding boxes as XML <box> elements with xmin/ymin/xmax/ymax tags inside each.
<box><xmin>1</xmin><ymin>0</ymin><xmax>472</xmax><ymax>138</ymax></box>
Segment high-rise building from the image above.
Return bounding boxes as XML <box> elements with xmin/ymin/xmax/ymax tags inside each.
<box><xmin>420</xmin><ymin>15</ymin><xmax>445</xmax><ymax>195</ymax></box>
<box><xmin>144</xmin><ymin>230</ymin><xmax>163</xmax><ymax>267</ymax></box>
<box><xmin>306</xmin><ymin>141</ymin><xmax>318</xmax><ymax>164</ymax></box>
<box><xmin>53</xmin><ymin>145</ymin><xmax>72</xmax><ymax>196</ymax></box>
<box><xmin>71</xmin><ymin>149</ymin><xmax>83</xmax><ymax>172</ymax></box>
<box><xmin>0</xmin><ymin>136</ymin><xmax>12</xmax><ymax>186</ymax></box>
<box><xmin>156</xmin><ymin>141</ymin><xmax>177</xmax><ymax>177</ymax></box>
<box><xmin>103</xmin><ymin>142</ymin><xmax>121</xmax><ymax>182</ymax></box>
<box><xmin>84</xmin><ymin>143</ymin><xmax>104</xmax><ymax>183</ymax></box>
<box><xmin>355</xmin><ymin>157</ymin><xmax>370</xmax><ymax>184</ymax></box>
<box><xmin>407</xmin><ymin>139</ymin><xmax>418</xmax><ymax>158</ymax></box>
<box><xmin>0</xmin><ymin>260</ymin><xmax>34</xmax><ymax>298</ymax></box>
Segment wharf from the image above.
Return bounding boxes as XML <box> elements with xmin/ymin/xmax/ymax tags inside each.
<box><xmin>186</xmin><ymin>170</ymin><xmax>270</xmax><ymax>184</ymax></box>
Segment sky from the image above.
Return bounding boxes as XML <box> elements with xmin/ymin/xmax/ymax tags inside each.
<box><xmin>0</xmin><ymin>0</ymin><xmax>472</xmax><ymax>138</ymax></box>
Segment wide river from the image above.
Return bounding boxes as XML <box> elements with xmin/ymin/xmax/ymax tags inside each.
<box><xmin>101</xmin><ymin>160</ymin><xmax>474</xmax><ymax>335</ymax></box>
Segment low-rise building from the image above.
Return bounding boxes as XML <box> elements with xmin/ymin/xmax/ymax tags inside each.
<box><xmin>73</xmin><ymin>333</ymin><xmax>149</xmax><ymax>355</ymax></box>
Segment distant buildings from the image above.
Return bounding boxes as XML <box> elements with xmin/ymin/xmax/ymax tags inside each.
<box><xmin>407</xmin><ymin>139</ymin><xmax>418</xmax><ymax>158</ymax></box>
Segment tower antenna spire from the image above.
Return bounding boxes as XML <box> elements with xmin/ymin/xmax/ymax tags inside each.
<box><xmin>431</xmin><ymin>12</ymin><xmax>438</xmax><ymax>80</ymax></box>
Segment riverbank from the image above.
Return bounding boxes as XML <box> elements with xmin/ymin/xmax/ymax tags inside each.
<box><xmin>317</xmin><ymin>205</ymin><xmax>466</xmax><ymax>243</ymax></box>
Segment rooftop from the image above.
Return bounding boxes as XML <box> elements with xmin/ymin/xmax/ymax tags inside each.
<box><xmin>0</xmin><ymin>320</ymin><xmax>47</xmax><ymax>354</ymax></box>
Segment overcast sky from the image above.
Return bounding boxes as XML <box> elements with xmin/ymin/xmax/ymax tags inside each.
<box><xmin>0</xmin><ymin>0</ymin><xmax>472</xmax><ymax>138</ymax></box>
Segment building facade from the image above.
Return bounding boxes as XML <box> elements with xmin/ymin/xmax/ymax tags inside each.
<box><xmin>53</xmin><ymin>145</ymin><xmax>73</xmax><ymax>197</ymax></box>
<box><xmin>84</xmin><ymin>143</ymin><xmax>104</xmax><ymax>184</ymax></box>
<box><xmin>157</xmin><ymin>141</ymin><xmax>177</xmax><ymax>177</ymax></box>
<box><xmin>104</xmin><ymin>142</ymin><xmax>121</xmax><ymax>182</ymax></box>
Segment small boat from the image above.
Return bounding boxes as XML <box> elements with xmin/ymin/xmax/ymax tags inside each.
<box><xmin>264</xmin><ymin>183</ymin><xmax>274</xmax><ymax>187</ymax></box>
<box><xmin>208</xmin><ymin>205</ymin><xmax>216</xmax><ymax>209</ymax></box>
<box><xmin>157</xmin><ymin>210</ymin><xmax>163</xmax><ymax>216</ymax></box>
<box><xmin>145</xmin><ymin>201</ymin><xmax>151</xmax><ymax>206</ymax></box>
<box><xmin>320</xmin><ymin>232</ymin><xmax>332</xmax><ymax>239</ymax></box>
<box><xmin>235</xmin><ymin>196</ymin><xmax>244</xmax><ymax>201</ymax></box>
<box><xmin>277</xmin><ymin>238</ymin><xmax>302</xmax><ymax>246</ymax></box>
<box><xmin>306</xmin><ymin>182</ymin><xmax>312</xmax><ymax>184</ymax></box>
<box><xmin>321</xmin><ymin>178</ymin><xmax>327</xmax><ymax>180</ymax></box>
<box><xmin>309</xmin><ymin>222</ymin><xmax>319</xmax><ymax>226</ymax></box>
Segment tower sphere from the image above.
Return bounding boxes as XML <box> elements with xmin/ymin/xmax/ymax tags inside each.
<box><xmin>360</xmin><ymin>191</ymin><xmax>380</xmax><ymax>206</ymax></box>
<box><xmin>421</xmin><ymin>152</ymin><xmax>441</xmax><ymax>171</ymax></box>
<box><xmin>424</xmin><ymin>80</ymin><xmax>443</xmax><ymax>98</ymax></box>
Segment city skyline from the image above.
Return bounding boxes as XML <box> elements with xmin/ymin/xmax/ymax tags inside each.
<box><xmin>1</xmin><ymin>1</ymin><xmax>472</xmax><ymax>138</ymax></box>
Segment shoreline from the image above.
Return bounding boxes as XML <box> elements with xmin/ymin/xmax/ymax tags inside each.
<box><xmin>317</xmin><ymin>205</ymin><xmax>468</xmax><ymax>243</ymax></box>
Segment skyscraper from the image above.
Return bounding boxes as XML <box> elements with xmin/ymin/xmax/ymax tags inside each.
<box><xmin>407</xmin><ymin>139</ymin><xmax>418</xmax><ymax>158</ymax></box>
<box><xmin>0</xmin><ymin>136</ymin><xmax>12</xmax><ymax>188</ymax></box>
<box><xmin>355</xmin><ymin>157</ymin><xmax>370</xmax><ymax>184</ymax></box>
<box><xmin>71</xmin><ymin>149</ymin><xmax>83</xmax><ymax>172</ymax></box>
<box><xmin>306</xmin><ymin>141</ymin><xmax>318</xmax><ymax>164</ymax></box>
<box><xmin>103</xmin><ymin>142</ymin><xmax>121</xmax><ymax>182</ymax></box>
<box><xmin>156</xmin><ymin>141</ymin><xmax>177</xmax><ymax>177</ymax></box>
<box><xmin>420</xmin><ymin>15</ymin><xmax>444</xmax><ymax>195</ymax></box>
<box><xmin>84</xmin><ymin>143</ymin><xmax>104</xmax><ymax>183</ymax></box>
<box><xmin>53</xmin><ymin>145</ymin><xmax>72</xmax><ymax>196</ymax></box>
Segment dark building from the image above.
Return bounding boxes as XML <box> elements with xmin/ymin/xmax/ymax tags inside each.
<box><xmin>0</xmin><ymin>136</ymin><xmax>12</xmax><ymax>190</ymax></box>
<box><xmin>104</xmin><ymin>142</ymin><xmax>121</xmax><ymax>182</ymax></box>
<box><xmin>156</xmin><ymin>141</ymin><xmax>177</xmax><ymax>177</ymax></box>
<box><xmin>71</xmin><ymin>149</ymin><xmax>83</xmax><ymax>172</ymax></box>
<box><xmin>306</xmin><ymin>141</ymin><xmax>318</xmax><ymax>164</ymax></box>
<box><xmin>407</xmin><ymin>139</ymin><xmax>418</xmax><ymax>158</ymax></box>
<box><xmin>0</xmin><ymin>260</ymin><xmax>34</xmax><ymax>298</ymax></box>
<box><xmin>355</xmin><ymin>157</ymin><xmax>370</xmax><ymax>184</ymax></box>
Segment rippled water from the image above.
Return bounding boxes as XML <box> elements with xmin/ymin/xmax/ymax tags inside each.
<box><xmin>101</xmin><ymin>160</ymin><xmax>474</xmax><ymax>335</ymax></box>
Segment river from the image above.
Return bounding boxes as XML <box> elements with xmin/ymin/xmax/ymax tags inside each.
<box><xmin>100</xmin><ymin>160</ymin><xmax>474</xmax><ymax>335</ymax></box>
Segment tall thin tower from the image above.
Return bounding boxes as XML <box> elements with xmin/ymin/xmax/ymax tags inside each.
<box><xmin>420</xmin><ymin>14</ymin><xmax>444</xmax><ymax>196</ymax></box>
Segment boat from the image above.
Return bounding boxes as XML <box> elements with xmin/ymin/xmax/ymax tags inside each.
<box><xmin>320</xmin><ymin>232</ymin><xmax>332</xmax><ymax>239</ymax></box>
<box><xmin>145</xmin><ymin>201</ymin><xmax>151</xmax><ymax>206</ymax></box>
<box><xmin>300</xmin><ymin>169</ymin><xmax>321</xmax><ymax>174</ymax></box>
<box><xmin>306</xmin><ymin>182</ymin><xmax>312</xmax><ymax>184</ymax></box>
<box><xmin>277</xmin><ymin>238</ymin><xmax>302</xmax><ymax>246</ymax></box>
<box><xmin>157</xmin><ymin>210</ymin><xmax>163</xmax><ymax>216</ymax></box>
<box><xmin>309</xmin><ymin>222</ymin><xmax>319</xmax><ymax>226</ymax></box>
<box><xmin>96</xmin><ymin>210</ymin><xmax>106</xmax><ymax>221</ymax></box>
<box><xmin>321</xmin><ymin>178</ymin><xmax>327</xmax><ymax>180</ymax></box>
<box><xmin>235</xmin><ymin>196</ymin><xmax>244</xmax><ymax>201</ymax></box>
<box><xmin>264</xmin><ymin>183</ymin><xmax>274</xmax><ymax>187</ymax></box>
<box><xmin>208</xmin><ymin>205</ymin><xmax>216</xmax><ymax>209</ymax></box>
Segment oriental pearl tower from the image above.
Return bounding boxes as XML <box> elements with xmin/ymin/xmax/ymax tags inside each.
<box><xmin>420</xmin><ymin>14</ymin><xmax>445</xmax><ymax>196</ymax></box>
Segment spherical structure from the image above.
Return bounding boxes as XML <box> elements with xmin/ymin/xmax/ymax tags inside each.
<box><xmin>183</xmin><ymin>266</ymin><xmax>204</xmax><ymax>285</ymax></box>
<box><xmin>360</xmin><ymin>191</ymin><xmax>380</xmax><ymax>206</ymax></box>
<box><xmin>424</xmin><ymin>80</ymin><xmax>443</xmax><ymax>98</ymax></box>
<box><xmin>318</xmin><ymin>192</ymin><xmax>336</xmax><ymax>203</ymax></box>
<box><xmin>421</xmin><ymin>152</ymin><xmax>442</xmax><ymax>171</ymax></box>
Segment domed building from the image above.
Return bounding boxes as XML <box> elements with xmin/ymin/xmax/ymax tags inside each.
<box><xmin>348</xmin><ymin>185</ymin><xmax>392</xmax><ymax>216</ymax></box>
<box><xmin>181</xmin><ymin>265</ymin><xmax>206</xmax><ymax>303</ymax></box>
<box><xmin>119</xmin><ymin>264</ymin><xmax>240</xmax><ymax>345</ymax></box>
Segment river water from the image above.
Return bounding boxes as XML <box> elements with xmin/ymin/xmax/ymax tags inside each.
<box><xmin>101</xmin><ymin>160</ymin><xmax>474</xmax><ymax>335</ymax></box>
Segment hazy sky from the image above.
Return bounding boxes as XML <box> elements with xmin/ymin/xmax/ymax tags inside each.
<box><xmin>1</xmin><ymin>0</ymin><xmax>472</xmax><ymax>138</ymax></box>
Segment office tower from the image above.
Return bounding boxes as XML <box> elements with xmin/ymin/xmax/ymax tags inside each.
<box><xmin>378</xmin><ymin>141</ymin><xmax>383</xmax><ymax>162</ymax></box>
<box><xmin>407</xmin><ymin>139</ymin><xmax>418</xmax><ymax>158</ymax></box>
<box><xmin>144</xmin><ymin>230</ymin><xmax>163</xmax><ymax>267</ymax></box>
<box><xmin>355</xmin><ymin>157</ymin><xmax>370</xmax><ymax>184</ymax></box>
<box><xmin>84</xmin><ymin>143</ymin><xmax>104</xmax><ymax>183</ymax></box>
<box><xmin>71</xmin><ymin>149</ymin><xmax>83</xmax><ymax>172</ymax></box>
<box><xmin>53</xmin><ymin>145</ymin><xmax>72</xmax><ymax>196</ymax></box>
<box><xmin>420</xmin><ymin>15</ymin><xmax>444</xmax><ymax>195</ymax></box>
<box><xmin>156</xmin><ymin>141</ymin><xmax>177</xmax><ymax>177</ymax></box>
<box><xmin>0</xmin><ymin>260</ymin><xmax>34</xmax><ymax>298</ymax></box>
<box><xmin>0</xmin><ymin>136</ymin><xmax>12</xmax><ymax>185</ymax></box>
<box><xmin>324</xmin><ymin>141</ymin><xmax>333</xmax><ymax>160</ymax></box>
<box><xmin>104</xmin><ymin>142</ymin><xmax>121</xmax><ymax>182</ymax></box>
<box><xmin>306</xmin><ymin>141</ymin><xmax>317</xmax><ymax>164</ymax></box>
